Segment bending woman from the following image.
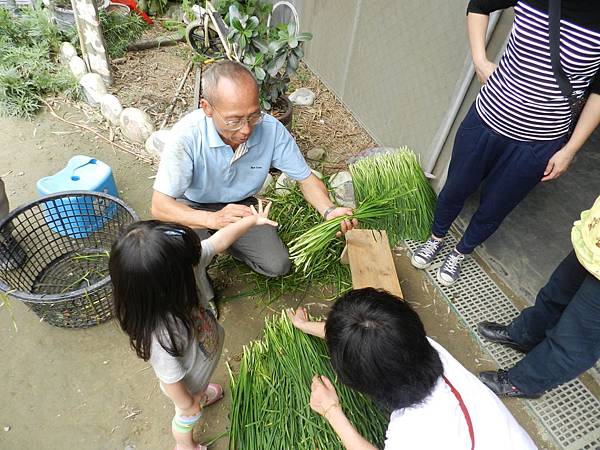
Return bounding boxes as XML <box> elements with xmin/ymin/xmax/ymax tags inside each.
<box><xmin>411</xmin><ymin>0</ymin><xmax>600</xmax><ymax>286</ymax></box>
<box><xmin>288</xmin><ymin>288</ymin><xmax>537</xmax><ymax>449</ymax></box>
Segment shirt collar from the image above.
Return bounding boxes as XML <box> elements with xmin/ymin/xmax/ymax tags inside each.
<box><xmin>205</xmin><ymin>116</ymin><xmax>226</xmax><ymax>148</ymax></box>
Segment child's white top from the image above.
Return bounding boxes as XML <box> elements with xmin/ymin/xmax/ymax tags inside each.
<box><xmin>384</xmin><ymin>338</ymin><xmax>537</xmax><ymax>450</ymax></box>
<box><xmin>148</xmin><ymin>240</ymin><xmax>224</xmax><ymax>394</ymax></box>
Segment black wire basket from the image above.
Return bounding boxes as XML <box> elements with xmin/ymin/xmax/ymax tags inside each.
<box><xmin>0</xmin><ymin>191</ymin><xmax>138</xmax><ymax>328</ymax></box>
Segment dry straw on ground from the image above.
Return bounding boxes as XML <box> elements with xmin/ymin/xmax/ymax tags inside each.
<box><xmin>289</xmin><ymin>63</ymin><xmax>377</xmax><ymax>169</ymax></box>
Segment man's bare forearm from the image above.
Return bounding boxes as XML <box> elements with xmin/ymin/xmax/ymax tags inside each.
<box><xmin>298</xmin><ymin>174</ymin><xmax>334</xmax><ymax>217</ymax></box>
<box><xmin>151</xmin><ymin>190</ymin><xmax>213</xmax><ymax>229</ymax></box>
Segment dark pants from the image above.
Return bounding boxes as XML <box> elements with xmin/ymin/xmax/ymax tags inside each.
<box><xmin>179</xmin><ymin>196</ymin><xmax>291</xmax><ymax>277</ymax></box>
<box><xmin>431</xmin><ymin>104</ymin><xmax>565</xmax><ymax>254</ymax></box>
<box><xmin>506</xmin><ymin>251</ymin><xmax>600</xmax><ymax>394</ymax></box>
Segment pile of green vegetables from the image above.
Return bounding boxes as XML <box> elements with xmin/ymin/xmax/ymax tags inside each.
<box><xmin>288</xmin><ymin>194</ymin><xmax>403</xmax><ymax>274</ymax></box>
<box><xmin>350</xmin><ymin>147</ymin><xmax>436</xmax><ymax>243</ymax></box>
<box><xmin>228</xmin><ymin>311</ymin><xmax>388</xmax><ymax>449</ymax></box>
<box><xmin>214</xmin><ymin>148</ymin><xmax>435</xmax><ymax>304</ymax></box>
<box><xmin>287</xmin><ymin>148</ymin><xmax>435</xmax><ymax>278</ymax></box>
<box><xmin>0</xmin><ymin>7</ymin><xmax>79</xmax><ymax>118</ymax></box>
<box><xmin>211</xmin><ymin>180</ymin><xmax>352</xmax><ymax>304</ymax></box>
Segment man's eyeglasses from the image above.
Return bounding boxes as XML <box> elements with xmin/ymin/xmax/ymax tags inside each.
<box><xmin>209</xmin><ymin>104</ymin><xmax>264</xmax><ymax>131</ymax></box>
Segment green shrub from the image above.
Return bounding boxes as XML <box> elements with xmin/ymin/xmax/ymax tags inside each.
<box><xmin>99</xmin><ymin>10</ymin><xmax>148</xmax><ymax>59</ymax></box>
<box><xmin>0</xmin><ymin>7</ymin><xmax>79</xmax><ymax>118</ymax></box>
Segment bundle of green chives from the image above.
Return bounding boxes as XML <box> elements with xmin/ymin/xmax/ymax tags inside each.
<box><xmin>288</xmin><ymin>195</ymin><xmax>403</xmax><ymax>274</ymax></box>
<box><xmin>228</xmin><ymin>311</ymin><xmax>388</xmax><ymax>449</ymax></box>
<box><xmin>212</xmin><ymin>181</ymin><xmax>352</xmax><ymax>304</ymax></box>
<box><xmin>350</xmin><ymin>147</ymin><xmax>436</xmax><ymax>243</ymax></box>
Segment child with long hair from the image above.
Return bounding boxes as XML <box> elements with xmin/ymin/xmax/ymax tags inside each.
<box><xmin>109</xmin><ymin>200</ymin><xmax>277</xmax><ymax>450</ymax></box>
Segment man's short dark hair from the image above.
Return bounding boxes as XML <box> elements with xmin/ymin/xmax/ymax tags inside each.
<box><xmin>325</xmin><ymin>288</ymin><xmax>443</xmax><ymax>411</ymax></box>
<box><xmin>201</xmin><ymin>60</ymin><xmax>258</xmax><ymax>105</ymax></box>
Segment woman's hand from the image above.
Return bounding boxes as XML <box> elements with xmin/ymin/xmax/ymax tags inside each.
<box><xmin>310</xmin><ymin>375</ymin><xmax>341</xmax><ymax>417</ymax></box>
<box><xmin>286</xmin><ymin>307</ymin><xmax>326</xmax><ymax>338</ymax></box>
<box><xmin>287</xmin><ymin>307</ymin><xmax>310</xmax><ymax>331</ymax></box>
<box><xmin>250</xmin><ymin>199</ymin><xmax>278</xmax><ymax>227</ymax></box>
<box><xmin>474</xmin><ymin>59</ymin><xmax>497</xmax><ymax>85</ymax></box>
<box><xmin>541</xmin><ymin>146</ymin><xmax>576</xmax><ymax>181</ymax></box>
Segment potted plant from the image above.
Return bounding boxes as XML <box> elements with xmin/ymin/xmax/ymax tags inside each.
<box><xmin>225</xmin><ymin>2</ymin><xmax>312</xmax><ymax>124</ymax></box>
<box><xmin>45</xmin><ymin>0</ymin><xmax>109</xmax><ymax>31</ymax></box>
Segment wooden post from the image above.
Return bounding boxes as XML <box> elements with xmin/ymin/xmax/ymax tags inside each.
<box><xmin>71</xmin><ymin>0</ymin><xmax>113</xmax><ymax>85</ymax></box>
<box><xmin>341</xmin><ymin>229</ymin><xmax>403</xmax><ymax>299</ymax></box>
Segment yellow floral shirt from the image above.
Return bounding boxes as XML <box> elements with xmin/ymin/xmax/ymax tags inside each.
<box><xmin>572</xmin><ymin>196</ymin><xmax>600</xmax><ymax>281</ymax></box>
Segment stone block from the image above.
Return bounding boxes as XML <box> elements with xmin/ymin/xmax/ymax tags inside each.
<box><xmin>120</xmin><ymin>108</ymin><xmax>155</xmax><ymax>144</ymax></box>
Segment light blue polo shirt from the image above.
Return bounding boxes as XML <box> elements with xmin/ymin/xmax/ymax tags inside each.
<box><xmin>153</xmin><ymin>109</ymin><xmax>311</xmax><ymax>203</ymax></box>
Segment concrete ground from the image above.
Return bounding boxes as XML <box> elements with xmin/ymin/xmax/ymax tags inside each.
<box><xmin>0</xmin><ymin>106</ymin><xmax>558</xmax><ymax>449</ymax></box>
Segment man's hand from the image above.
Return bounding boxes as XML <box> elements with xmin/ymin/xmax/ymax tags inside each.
<box><xmin>326</xmin><ymin>207</ymin><xmax>359</xmax><ymax>236</ymax></box>
<box><xmin>310</xmin><ymin>375</ymin><xmax>340</xmax><ymax>417</ymax></box>
<box><xmin>542</xmin><ymin>147</ymin><xmax>576</xmax><ymax>181</ymax></box>
<box><xmin>474</xmin><ymin>59</ymin><xmax>497</xmax><ymax>85</ymax></box>
<box><xmin>249</xmin><ymin>199</ymin><xmax>278</xmax><ymax>227</ymax></box>
<box><xmin>208</xmin><ymin>203</ymin><xmax>253</xmax><ymax>229</ymax></box>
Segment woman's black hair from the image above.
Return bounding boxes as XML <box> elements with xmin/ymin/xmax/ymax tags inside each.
<box><xmin>325</xmin><ymin>288</ymin><xmax>443</xmax><ymax>411</ymax></box>
<box><xmin>109</xmin><ymin>220</ymin><xmax>202</xmax><ymax>361</ymax></box>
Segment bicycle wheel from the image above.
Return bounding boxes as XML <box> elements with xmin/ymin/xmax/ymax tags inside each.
<box><xmin>186</xmin><ymin>20</ymin><xmax>226</xmax><ymax>56</ymax></box>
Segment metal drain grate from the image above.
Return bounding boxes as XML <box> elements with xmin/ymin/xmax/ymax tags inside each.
<box><xmin>405</xmin><ymin>235</ymin><xmax>600</xmax><ymax>450</ymax></box>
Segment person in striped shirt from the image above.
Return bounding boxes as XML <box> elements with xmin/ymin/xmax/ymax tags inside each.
<box><xmin>411</xmin><ymin>0</ymin><xmax>600</xmax><ymax>286</ymax></box>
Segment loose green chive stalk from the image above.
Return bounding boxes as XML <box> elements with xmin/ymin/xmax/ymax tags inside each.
<box><xmin>228</xmin><ymin>311</ymin><xmax>388</xmax><ymax>449</ymax></box>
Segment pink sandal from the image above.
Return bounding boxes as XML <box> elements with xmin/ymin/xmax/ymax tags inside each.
<box><xmin>201</xmin><ymin>383</ymin><xmax>224</xmax><ymax>408</ymax></box>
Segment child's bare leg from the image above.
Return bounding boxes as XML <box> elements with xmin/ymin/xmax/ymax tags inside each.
<box><xmin>192</xmin><ymin>383</ymin><xmax>223</xmax><ymax>407</ymax></box>
<box><xmin>172</xmin><ymin>409</ymin><xmax>204</xmax><ymax>450</ymax></box>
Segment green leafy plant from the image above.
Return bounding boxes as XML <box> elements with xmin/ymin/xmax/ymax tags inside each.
<box><xmin>288</xmin><ymin>195</ymin><xmax>406</xmax><ymax>274</ymax></box>
<box><xmin>0</xmin><ymin>7</ymin><xmax>79</xmax><ymax>118</ymax></box>
<box><xmin>225</xmin><ymin>2</ymin><xmax>312</xmax><ymax>110</ymax></box>
<box><xmin>99</xmin><ymin>10</ymin><xmax>148</xmax><ymax>58</ymax></box>
<box><xmin>214</xmin><ymin>0</ymin><xmax>271</xmax><ymax>28</ymax></box>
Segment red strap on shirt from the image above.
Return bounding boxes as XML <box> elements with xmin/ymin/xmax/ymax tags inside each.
<box><xmin>443</xmin><ymin>375</ymin><xmax>475</xmax><ymax>450</ymax></box>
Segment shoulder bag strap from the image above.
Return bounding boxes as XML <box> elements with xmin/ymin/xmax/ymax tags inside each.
<box><xmin>548</xmin><ymin>0</ymin><xmax>575</xmax><ymax>102</ymax></box>
<box><xmin>443</xmin><ymin>375</ymin><xmax>475</xmax><ymax>450</ymax></box>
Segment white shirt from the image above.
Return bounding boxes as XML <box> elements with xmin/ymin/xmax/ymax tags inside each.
<box><xmin>384</xmin><ymin>339</ymin><xmax>537</xmax><ymax>450</ymax></box>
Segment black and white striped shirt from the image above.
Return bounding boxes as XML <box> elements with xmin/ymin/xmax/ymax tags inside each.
<box><xmin>468</xmin><ymin>0</ymin><xmax>600</xmax><ymax>141</ymax></box>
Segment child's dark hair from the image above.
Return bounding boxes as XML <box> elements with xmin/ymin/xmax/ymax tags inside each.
<box><xmin>109</xmin><ymin>220</ymin><xmax>202</xmax><ymax>361</ymax></box>
<box><xmin>325</xmin><ymin>288</ymin><xmax>443</xmax><ymax>411</ymax></box>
